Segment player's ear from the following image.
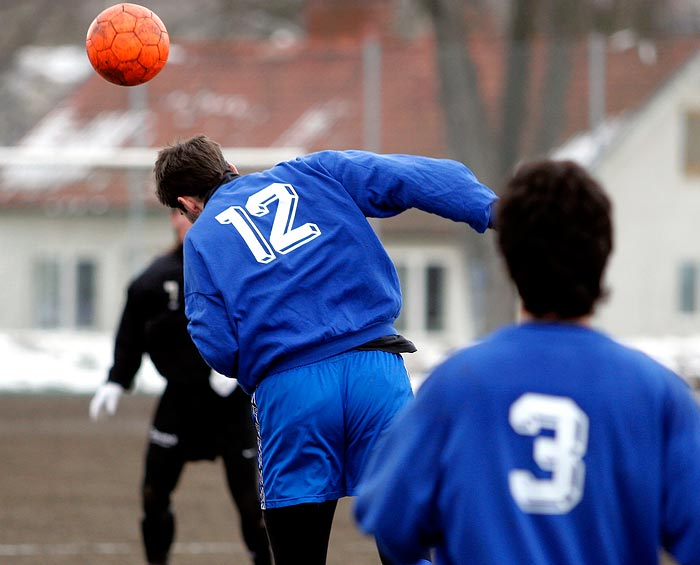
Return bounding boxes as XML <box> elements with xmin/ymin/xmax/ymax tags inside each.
<box><xmin>177</xmin><ymin>196</ymin><xmax>203</xmax><ymax>215</ymax></box>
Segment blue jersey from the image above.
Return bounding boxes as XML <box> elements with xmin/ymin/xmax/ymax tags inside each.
<box><xmin>355</xmin><ymin>322</ymin><xmax>700</xmax><ymax>565</ymax></box>
<box><xmin>182</xmin><ymin>150</ymin><xmax>496</xmax><ymax>393</ymax></box>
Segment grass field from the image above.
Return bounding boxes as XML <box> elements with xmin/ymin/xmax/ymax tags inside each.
<box><xmin>0</xmin><ymin>394</ymin><xmax>379</xmax><ymax>565</ymax></box>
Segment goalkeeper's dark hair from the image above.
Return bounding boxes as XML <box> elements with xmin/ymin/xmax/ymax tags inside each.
<box><xmin>154</xmin><ymin>134</ymin><xmax>231</xmax><ymax>209</ymax></box>
<box><xmin>496</xmin><ymin>159</ymin><xmax>613</xmax><ymax>319</ymax></box>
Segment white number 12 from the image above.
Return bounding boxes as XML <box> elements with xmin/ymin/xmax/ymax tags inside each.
<box><xmin>215</xmin><ymin>183</ymin><xmax>322</xmax><ymax>264</ymax></box>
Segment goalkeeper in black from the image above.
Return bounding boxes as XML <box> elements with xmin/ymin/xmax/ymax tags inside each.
<box><xmin>90</xmin><ymin>210</ymin><xmax>271</xmax><ymax>565</ymax></box>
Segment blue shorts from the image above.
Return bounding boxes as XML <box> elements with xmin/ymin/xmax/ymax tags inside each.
<box><xmin>251</xmin><ymin>349</ymin><xmax>413</xmax><ymax>509</ymax></box>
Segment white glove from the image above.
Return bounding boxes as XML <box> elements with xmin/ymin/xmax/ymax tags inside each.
<box><xmin>89</xmin><ymin>382</ymin><xmax>124</xmax><ymax>421</ymax></box>
<box><xmin>209</xmin><ymin>372</ymin><xmax>239</xmax><ymax>397</ymax></box>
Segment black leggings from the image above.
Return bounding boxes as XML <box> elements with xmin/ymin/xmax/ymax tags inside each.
<box><xmin>141</xmin><ymin>442</ymin><xmax>271</xmax><ymax>565</ymax></box>
<box><xmin>263</xmin><ymin>500</ymin><xmax>397</xmax><ymax>565</ymax></box>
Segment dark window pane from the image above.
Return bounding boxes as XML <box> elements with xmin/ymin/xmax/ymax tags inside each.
<box><xmin>679</xmin><ymin>262</ymin><xmax>697</xmax><ymax>313</ymax></box>
<box><xmin>76</xmin><ymin>260</ymin><xmax>96</xmax><ymax>328</ymax></box>
<box><xmin>426</xmin><ymin>265</ymin><xmax>445</xmax><ymax>331</ymax></box>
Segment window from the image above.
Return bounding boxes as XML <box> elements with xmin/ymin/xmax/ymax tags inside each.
<box><xmin>389</xmin><ymin>245</ymin><xmax>467</xmax><ymax>338</ymax></box>
<box><xmin>684</xmin><ymin>112</ymin><xmax>700</xmax><ymax>175</ymax></box>
<box><xmin>32</xmin><ymin>256</ymin><xmax>99</xmax><ymax>329</ymax></box>
<box><xmin>679</xmin><ymin>261</ymin><xmax>698</xmax><ymax>313</ymax></box>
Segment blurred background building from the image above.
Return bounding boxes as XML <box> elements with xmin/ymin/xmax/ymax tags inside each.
<box><xmin>1</xmin><ymin>0</ymin><xmax>700</xmax><ymax>387</ymax></box>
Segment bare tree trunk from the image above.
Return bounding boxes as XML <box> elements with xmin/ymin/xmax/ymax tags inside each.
<box><xmin>534</xmin><ymin>0</ymin><xmax>580</xmax><ymax>156</ymax></box>
<box><xmin>424</xmin><ymin>0</ymin><xmax>516</xmax><ymax>335</ymax></box>
<box><xmin>534</xmin><ymin>40</ymin><xmax>572</xmax><ymax>156</ymax></box>
<box><xmin>423</xmin><ymin>0</ymin><xmax>676</xmax><ymax>334</ymax></box>
<box><xmin>424</xmin><ymin>0</ymin><xmax>495</xmax><ymax>173</ymax></box>
<box><xmin>498</xmin><ymin>0</ymin><xmax>538</xmax><ymax>173</ymax></box>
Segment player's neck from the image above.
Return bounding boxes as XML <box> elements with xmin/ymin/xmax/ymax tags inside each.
<box><xmin>519</xmin><ymin>308</ymin><xmax>591</xmax><ymax>326</ymax></box>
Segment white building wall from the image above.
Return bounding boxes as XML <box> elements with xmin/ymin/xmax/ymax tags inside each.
<box><xmin>594</xmin><ymin>55</ymin><xmax>700</xmax><ymax>337</ymax></box>
<box><xmin>1</xmin><ymin>211</ymin><xmax>172</xmax><ymax>332</ymax></box>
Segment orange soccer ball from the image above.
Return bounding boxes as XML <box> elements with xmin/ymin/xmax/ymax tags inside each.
<box><xmin>86</xmin><ymin>3</ymin><xmax>169</xmax><ymax>87</ymax></box>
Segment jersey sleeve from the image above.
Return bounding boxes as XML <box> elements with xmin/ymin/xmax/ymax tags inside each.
<box><xmin>354</xmin><ymin>374</ymin><xmax>448</xmax><ymax>563</ymax></box>
<box><xmin>107</xmin><ymin>282</ymin><xmax>146</xmax><ymax>390</ymax></box>
<box><xmin>307</xmin><ymin>150</ymin><xmax>497</xmax><ymax>232</ymax></box>
<box><xmin>183</xmin><ymin>237</ymin><xmax>240</xmax><ymax>381</ymax></box>
<box><xmin>660</xmin><ymin>375</ymin><xmax>700</xmax><ymax>564</ymax></box>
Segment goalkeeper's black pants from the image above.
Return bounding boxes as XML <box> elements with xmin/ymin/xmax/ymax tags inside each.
<box><xmin>141</xmin><ymin>440</ymin><xmax>271</xmax><ymax>565</ymax></box>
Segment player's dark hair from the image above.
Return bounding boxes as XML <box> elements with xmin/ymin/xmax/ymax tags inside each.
<box><xmin>154</xmin><ymin>134</ymin><xmax>231</xmax><ymax>209</ymax></box>
<box><xmin>496</xmin><ymin>159</ymin><xmax>613</xmax><ymax>319</ymax></box>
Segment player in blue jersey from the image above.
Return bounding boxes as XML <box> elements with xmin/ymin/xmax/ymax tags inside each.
<box><xmin>153</xmin><ymin>134</ymin><xmax>497</xmax><ymax>565</ymax></box>
<box><xmin>354</xmin><ymin>159</ymin><xmax>700</xmax><ymax>565</ymax></box>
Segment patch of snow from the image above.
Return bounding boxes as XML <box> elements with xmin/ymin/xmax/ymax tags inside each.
<box><xmin>552</xmin><ymin>119</ymin><xmax>623</xmax><ymax>168</ymax></box>
<box><xmin>1</xmin><ymin>330</ymin><xmax>164</xmax><ymax>395</ymax></box>
<box><xmin>3</xmin><ymin>330</ymin><xmax>700</xmax><ymax>399</ymax></box>
<box><xmin>16</xmin><ymin>45</ymin><xmax>92</xmax><ymax>85</ymax></box>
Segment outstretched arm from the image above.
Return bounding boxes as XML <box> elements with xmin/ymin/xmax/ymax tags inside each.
<box><xmin>306</xmin><ymin>150</ymin><xmax>497</xmax><ymax>231</ymax></box>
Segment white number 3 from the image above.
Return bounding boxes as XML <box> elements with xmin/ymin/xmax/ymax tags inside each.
<box><xmin>215</xmin><ymin>183</ymin><xmax>322</xmax><ymax>264</ymax></box>
<box><xmin>508</xmin><ymin>393</ymin><xmax>589</xmax><ymax>514</ymax></box>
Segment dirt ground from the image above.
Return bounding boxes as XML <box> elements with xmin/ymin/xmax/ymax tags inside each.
<box><xmin>0</xmin><ymin>394</ymin><xmax>682</xmax><ymax>565</ymax></box>
<box><xmin>0</xmin><ymin>394</ymin><xmax>380</xmax><ymax>565</ymax></box>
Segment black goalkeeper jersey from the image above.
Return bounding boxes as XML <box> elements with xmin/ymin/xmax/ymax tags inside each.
<box><xmin>107</xmin><ymin>244</ymin><xmax>251</xmax><ymax>461</ymax></box>
<box><xmin>108</xmin><ymin>244</ymin><xmax>210</xmax><ymax>389</ymax></box>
